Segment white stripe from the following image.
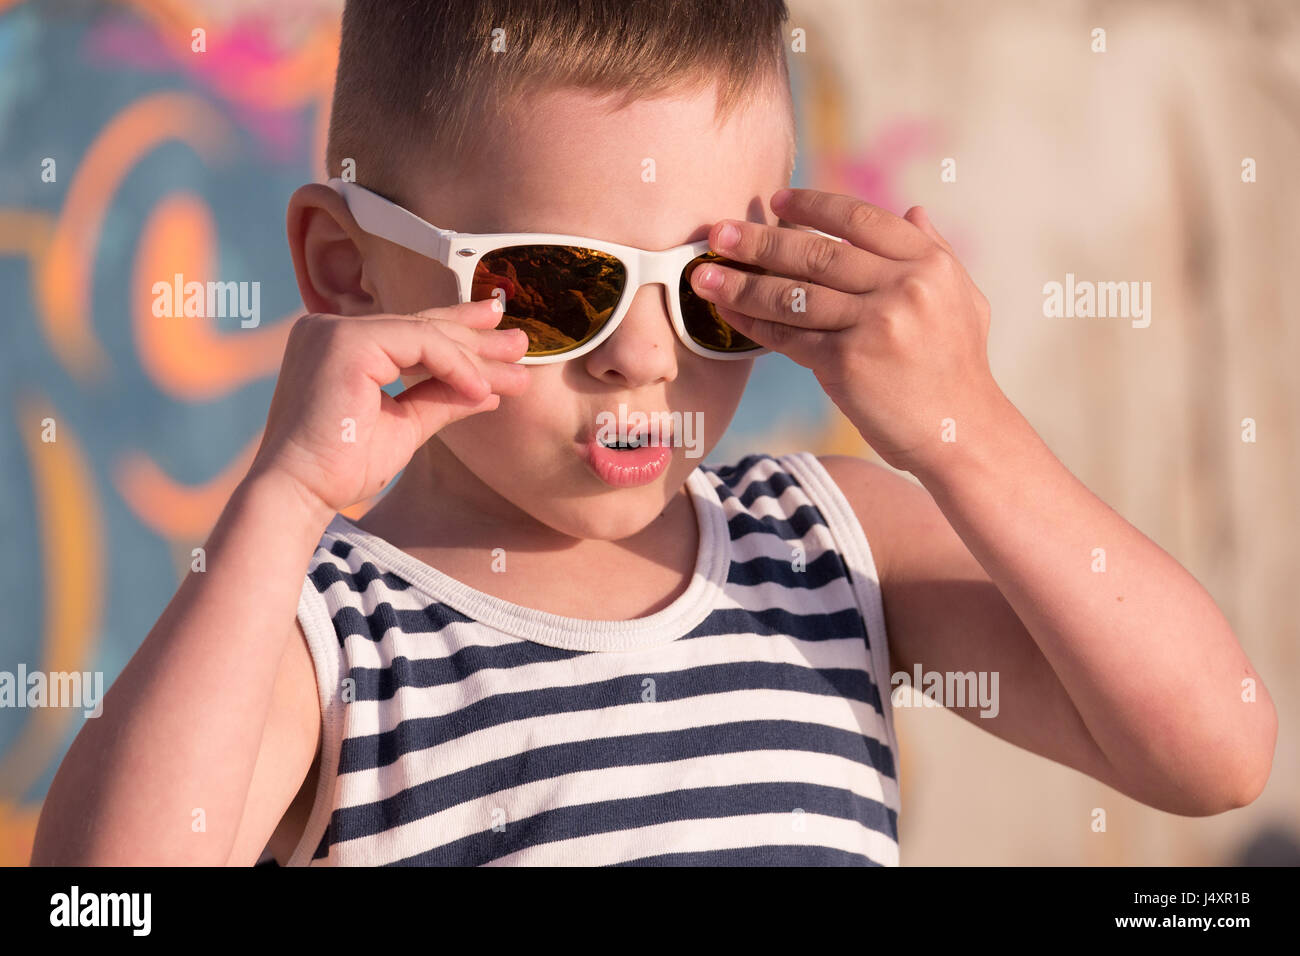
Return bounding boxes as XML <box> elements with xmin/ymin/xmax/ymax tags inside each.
<box><xmin>336</xmin><ymin>616</ymin><xmax>525</xmax><ymax>670</ymax></box>
<box><xmin>336</xmin><ymin>687</ymin><xmax>896</xmax><ymax>814</ymax></box>
<box><xmin>726</xmin><ymin>528</ymin><xmax>834</xmax><ymax>564</ymax></box>
<box><xmin>717</xmin><ymin>575</ymin><xmax>858</xmax><ymax>618</ymax></box>
<box><xmin>340</xmin><ymin>628</ymin><xmax>884</xmax><ymax>737</ymax></box>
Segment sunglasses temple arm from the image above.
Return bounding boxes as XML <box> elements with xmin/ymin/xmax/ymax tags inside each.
<box><xmin>325</xmin><ymin>177</ymin><xmax>454</xmax><ymax>261</ymax></box>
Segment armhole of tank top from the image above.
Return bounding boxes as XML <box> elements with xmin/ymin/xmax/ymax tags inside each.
<box><xmin>779</xmin><ymin>451</ymin><xmax>901</xmax><ymax>805</ymax></box>
<box><xmin>284</xmin><ymin>566</ymin><xmax>347</xmax><ymax>867</ymax></box>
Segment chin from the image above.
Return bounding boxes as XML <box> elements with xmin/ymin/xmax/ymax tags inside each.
<box><xmin>542</xmin><ymin>490</ymin><xmax>675</xmax><ymax>542</ymax></box>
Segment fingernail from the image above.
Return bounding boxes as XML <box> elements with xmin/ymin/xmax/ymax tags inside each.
<box><xmin>771</xmin><ymin>188</ymin><xmax>793</xmax><ymax>209</ymax></box>
<box><xmin>695</xmin><ymin>265</ymin><xmax>721</xmax><ymax>290</ymax></box>
<box><xmin>715</xmin><ymin>222</ymin><xmax>740</xmax><ymax>250</ymax></box>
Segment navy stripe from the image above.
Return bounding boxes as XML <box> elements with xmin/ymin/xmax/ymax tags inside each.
<box><xmin>347</xmin><ymin>604</ymin><xmax>867</xmax><ymax>701</ymax></box>
<box><xmin>384</xmin><ymin>780</ymin><xmax>895</xmax><ymax>866</ymax></box>
<box><xmin>709</xmin><ymin>466</ymin><xmax>789</xmax><ymax>497</ymax></box>
<box><xmin>707</xmin><ymin>453</ymin><xmax>774</xmax><ymax>483</ymax></box>
<box><xmin>685</xmin><ymin>606</ymin><xmax>866</xmax><ymax>642</ymax></box>
<box><xmin>350</xmin><ymin>640</ymin><xmax>583</xmax><ymax>699</ymax></box>
<box><xmin>310</xmin><ymin>559</ymin><xmax>413</xmax><ymax>595</ymax></box>
<box><xmin>729</xmin><ymin>471</ymin><xmax>801</xmax><ymax>509</ymax></box>
<box><xmin>611</xmin><ymin>844</ymin><xmax>880</xmax><ymax>866</ymax></box>
<box><xmin>333</xmin><ymin>719</ymin><xmax>895</xmax><ymax>847</ymax></box>
<box><xmin>726</xmin><ymin>503</ymin><xmax>827</xmax><ymax>543</ymax></box>
<box><xmin>727</xmin><ymin>550</ymin><xmax>847</xmax><ymax>589</ymax></box>
<box><xmin>338</xmin><ymin>660</ymin><xmax>887</xmax><ymax>773</ymax></box>
<box><xmin>331</xmin><ymin>600</ymin><xmax>475</xmax><ymax>644</ymax></box>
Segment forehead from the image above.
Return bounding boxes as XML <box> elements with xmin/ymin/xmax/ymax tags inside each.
<box><xmin>434</xmin><ymin>84</ymin><xmax>794</xmax><ymax>247</ymax></box>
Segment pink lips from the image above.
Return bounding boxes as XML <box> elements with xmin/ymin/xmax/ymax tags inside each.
<box><xmin>581</xmin><ymin>419</ymin><xmax>675</xmax><ymax>487</ymax></box>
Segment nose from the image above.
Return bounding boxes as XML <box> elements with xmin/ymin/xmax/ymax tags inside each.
<box><xmin>581</xmin><ymin>281</ymin><xmax>680</xmax><ymax>387</ymax></box>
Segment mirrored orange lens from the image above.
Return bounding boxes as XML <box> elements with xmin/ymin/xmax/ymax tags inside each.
<box><xmin>470</xmin><ymin>245</ymin><xmax>626</xmax><ymax>356</ymax></box>
<box><xmin>679</xmin><ymin>253</ymin><xmax>764</xmax><ymax>352</ymax></box>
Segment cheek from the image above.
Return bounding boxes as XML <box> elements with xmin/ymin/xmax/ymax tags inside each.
<box><xmin>688</xmin><ymin>360</ymin><xmax>753</xmax><ymax>433</ymax></box>
<box><xmin>435</xmin><ymin>369</ymin><xmax>570</xmax><ymax>460</ymax></box>
<box><xmin>380</xmin><ymin>250</ymin><xmax>459</xmax><ymax>316</ymax></box>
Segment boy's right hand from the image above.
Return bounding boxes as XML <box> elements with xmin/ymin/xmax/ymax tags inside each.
<box><xmin>248</xmin><ymin>299</ymin><xmax>530</xmax><ymax>518</ymax></box>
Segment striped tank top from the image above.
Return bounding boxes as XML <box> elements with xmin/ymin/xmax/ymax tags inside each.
<box><xmin>283</xmin><ymin>451</ymin><xmax>900</xmax><ymax>866</ymax></box>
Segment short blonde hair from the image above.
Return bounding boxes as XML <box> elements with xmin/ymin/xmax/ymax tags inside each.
<box><xmin>326</xmin><ymin>0</ymin><xmax>794</xmax><ymax>196</ymax></box>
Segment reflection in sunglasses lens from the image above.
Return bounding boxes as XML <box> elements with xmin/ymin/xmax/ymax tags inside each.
<box><xmin>470</xmin><ymin>245</ymin><xmax>626</xmax><ymax>355</ymax></box>
<box><xmin>680</xmin><ymin>253</ymin><xmax>763</xmax><ymax>352</ymax></box>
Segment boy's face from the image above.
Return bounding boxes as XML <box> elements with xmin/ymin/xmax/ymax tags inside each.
<box><xmin>372</xmin><ymin>82</ymin><xmax>794</xmax><ymax>542</ymax></box>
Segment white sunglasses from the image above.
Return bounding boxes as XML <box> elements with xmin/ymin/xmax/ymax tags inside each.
<box><xmin>327</xmin><ymin>177</ymin><xmax>775</xmax><ymax>365</ymax></box>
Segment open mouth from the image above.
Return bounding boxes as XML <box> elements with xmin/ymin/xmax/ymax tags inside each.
<box><xmin>590</xmin><ymin>416</ymin><xmax>676</xmax><ymax>451</ymax></box>
<box><xmin>581</xmin><ymin>416</ymin><xmax>675</xmax><ymax>487</ymax></box>
<box><xmin>598</xmin><ymin>435</ymin><xmax>652</xmax><ymax>450</ymax></box>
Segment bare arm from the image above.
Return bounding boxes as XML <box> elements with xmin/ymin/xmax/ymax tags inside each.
<box><xmin>31</xmin><ymin>300</ymin><xmax>529</xmax><ymax>865</ymax></box>
<box><xmin>823</xmin><ymin>397</ymin><xmax>1278</xmax><ymax>816</ymax></box>
<box><xmin>31</xmin><ymin>471</ymin><xmax>332</xmax><ymax>865</ymax></box>
<box><xmin>225</xmin><ymin>618</ymin><xmax>322</xmax><ymax>866</ymax></box>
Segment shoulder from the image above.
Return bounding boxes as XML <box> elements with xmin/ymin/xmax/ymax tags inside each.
<box><xmin>702</xmin><ymin>449</ymin><xmax>930</xmax><ymax>525</ymax></box>
<box><xmin>813</xmin><ymin>453</ymin><xmax>910</xmax><ymax>500</ymax></box>
<box><xmin>810</xmin><ymin>454</ymin><xmax>947</xmax><ymax>584</ymax></box>
<box><xmin>703</xmin><ymin>449</ymin><xmax>907</xmax><ymax>508</ymax></box>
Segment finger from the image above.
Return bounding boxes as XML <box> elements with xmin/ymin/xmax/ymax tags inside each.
<box><xmin>391</xmin><ymin>326</ymin><xmax>529</xmax><ymax>395</ymax></box>
<box><xmin>904</xmin><ymin>205</ymin><xmax>955</xmax><ymax>256</ymax></box>
<box><xmin>465</xmin><ymin>348</ymin><xmax>532</xmax><ymax>396</ymax></box>
<box><xmin>771</xmin><ymin>187</ymin><xmax>931</xmax><ymax>260</ymax></box>
<box><xmin>708</xmin><ymin>301</ymin><xmax>826</xmax><ymax>364</ymax></box>
<box><xmin>366</xmin><ymin>318</ymin><xmax>492</xmax><ymax>400</ymax></box>
<box><xmin>391</xmin><ymin>376</ymin><xmax>501</xmax><ymax>440</ymax></box>
<box><xmin>436</xmin><ymin>326</ymin><xmax>531</xmax><ymax>395</ymax></box>
<box><xmin>414</xmin><ymin>296</ymin><xmax>505</xmax><ymax>330</ymax></box>
<box><xmin>472</xmin><ymin>326</ymin><xmax>532</xmax><ymax>362</ymax></box>
<box><xmin>433</xmin><ymin>322</ymin><xmax>531</xmax><ymax>362</ymax></box>
<box><xmin>709</xmin><ymin>218</ymin><xmax>886</xmax><ymax>293</ymax></box>
<box><xmin>690</xmin><ymin>261</ymin><xmax>858</xmax><ymax>331</ymax></box>
<box><xmin>903</xmin><ymin>206</ymin><xmax>985</xmax><ymax>306</ymax></box>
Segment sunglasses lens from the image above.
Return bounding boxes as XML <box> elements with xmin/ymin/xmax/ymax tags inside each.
<box><xmin>679</xmin><ymin>253</ymin><xmax>764</xmax><ymax>353</ymax></box>
<box><xmin>470</xmin><ymin>245</ymin><xmax>626</xmax><ymax>356</ymax></box>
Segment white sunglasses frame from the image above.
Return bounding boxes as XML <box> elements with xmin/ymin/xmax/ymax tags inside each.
<box><xmin>326</xmin><ymin>177</ymin><xmax>773</xmax><ymax>365</ymax></box>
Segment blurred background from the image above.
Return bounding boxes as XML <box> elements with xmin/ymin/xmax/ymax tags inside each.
<box><xmin>1</xmin><ymin>0</ymin><xmax>1296</xmax><ymax>865</ymax></box>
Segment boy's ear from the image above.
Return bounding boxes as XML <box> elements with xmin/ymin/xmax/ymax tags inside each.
<box><xmin>286</xmin><ymin>183</ymin><xmax>379</xmax><ymax>316</ymax></box>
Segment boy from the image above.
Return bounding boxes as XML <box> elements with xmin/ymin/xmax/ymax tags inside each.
<box><xmin>33</xmin><ymin>0</ymin><xmax>1275</xmax><ymax>866</ymax></box>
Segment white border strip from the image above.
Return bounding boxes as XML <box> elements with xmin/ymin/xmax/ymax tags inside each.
<box><xmin>285</xmin><ymin>575</ymin><xmax>347</xmax><ymax>867</ymax></box>
<box><xmin>779</xmin><ymin>451</ymin><xmax>901</xmax><ymax>815</ymax></box>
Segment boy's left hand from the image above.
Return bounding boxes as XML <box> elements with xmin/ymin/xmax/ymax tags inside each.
<box><xmin>690</xmin><ymin>187</ymin><xmax>1004</xmax><ymax>477</ymax></box>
